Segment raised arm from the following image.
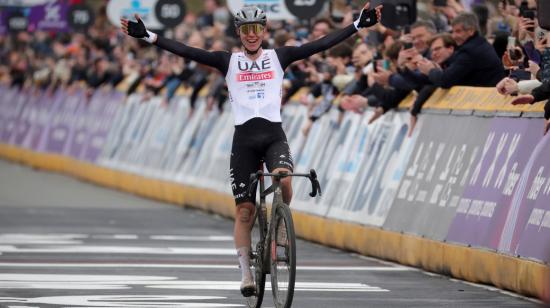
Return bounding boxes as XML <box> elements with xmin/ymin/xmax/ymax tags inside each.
<box><xmin>120</xmin><ymin>14</ymin><xmax>230</xmax><ymax>75</ymax></box>
<box><xmin>276</xmin><ymin>3</ymin><xmax>382</xmax><ymax>70</ymax></box>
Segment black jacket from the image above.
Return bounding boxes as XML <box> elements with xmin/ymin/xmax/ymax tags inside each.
<box><xmin>428</xmin><ymin>33</ymin><xmax>505</xmax><ymax>88</ymax></box>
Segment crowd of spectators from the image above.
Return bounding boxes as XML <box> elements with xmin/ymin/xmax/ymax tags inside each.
<box><xmin>0</xmin><ymin>0</ymin><xmax>548</xmax><ymax>134</ymax></box>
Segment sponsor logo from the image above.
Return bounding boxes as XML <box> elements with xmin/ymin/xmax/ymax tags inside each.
<box><xmin>236</xmin><ymin>71</ymin><xmax>274</xmax><ymax>82</ymax></box>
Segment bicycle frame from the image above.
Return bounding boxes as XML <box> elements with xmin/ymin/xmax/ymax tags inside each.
<box><xmin>246</xmin><ymin>169</ymin><xmax>320</xmax><ymax>308</ymax></box>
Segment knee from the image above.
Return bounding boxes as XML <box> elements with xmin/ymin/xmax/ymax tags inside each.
<box><xmin>281</xmin><ymin>176</ymin><xmax>292</xmax><ymax>191</ymax></box>
<box><xmin>237</xmin><ymin>205</ymin><xmax>254</xmax><ymax>224</ymax></box>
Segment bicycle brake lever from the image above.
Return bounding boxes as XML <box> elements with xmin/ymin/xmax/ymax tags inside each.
<box><xmin>308</xmin><ymin>169</ymin><xmax>320</xmax><ymax>197</ymax></box>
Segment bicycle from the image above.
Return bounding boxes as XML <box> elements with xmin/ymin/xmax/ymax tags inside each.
<box><xmin>245</xmin><ymin>168</ymin><xmax>322</xmax><ymax>308</ymax></box>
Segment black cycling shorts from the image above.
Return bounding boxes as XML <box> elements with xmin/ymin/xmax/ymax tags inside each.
<box><xmin>230</xmin><ymin>117</ymin><xmax>294</xmax><ymax>204</ymax></box>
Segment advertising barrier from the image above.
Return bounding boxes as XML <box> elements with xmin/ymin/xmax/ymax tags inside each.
<box><xmin>0</xmin><ymin>84</ymin><xmax>548</xmax><ymax>301</ymax></box>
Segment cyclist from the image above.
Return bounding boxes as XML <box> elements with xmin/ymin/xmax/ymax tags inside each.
<box><xmin>120</xmin><ymin>3</ymin><xmax>382</xmax><ymax>297</ymax></box>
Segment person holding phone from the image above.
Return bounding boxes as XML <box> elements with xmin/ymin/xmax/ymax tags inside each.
<box><xmin>424</xmin><ymin>12</ymin><xmax>505</xmax><ymax>88</ymax></box>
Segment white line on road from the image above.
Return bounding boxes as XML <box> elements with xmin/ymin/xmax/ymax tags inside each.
<box><xmin>0</xmin><ymin>245</ymin><xmax>236</xmax><ymax>255</ymax></box>
<box><xmin>150</xmin><ymin>235</ymin><xmax>234</xmax><ymax>241</ymax></box>
<box><xmin>0</xmin><ymin>263</ymin><xmax>412</xmax><ymax>271</ymax></box>
<box><xmin>0</xmin><ymin>274</ymin><xmax>389</xmax><ymax>292</ymax></box>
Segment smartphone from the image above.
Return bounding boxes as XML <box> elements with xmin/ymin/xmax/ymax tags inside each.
<box><xmin>434</xmin><ymin>0</ymin><xmax>447</xmax><ymax>7</ymax></box>
<box><xmin>404</xmin><ymin>42</ymin><xmax>414</xmax><ymax>49</ymax></box>
<box><xmin>363</xmin><ymin>8</ymin><xmax>378</xmax><ymax>25</ymax></box>
<box><xmin>522</xmin><ymin>10</ymin><xmax>536</xmax><ymax>32</ymax></box>
<box><xmin>372</xmin><ymin>53</ymin><xmax>382</xmax><ymax>73</ymax></box>
<box><xmin>511</xmin><ymin>69</ymin><xmax>531</xmax><ymax>81</ymax></box>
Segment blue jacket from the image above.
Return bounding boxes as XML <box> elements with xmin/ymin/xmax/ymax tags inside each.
<box><xmin>428</xmin><ymin>33</ymin><xmax>506</xmax><ymax>88</ymax></box>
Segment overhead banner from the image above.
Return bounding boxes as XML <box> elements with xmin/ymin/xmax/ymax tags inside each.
<box><xmin>227</xmin><ymin>0</ymin><xmax>299</xmax><ymax>21</ymax></box>
<box><xmin>107</xmin><ymin>0</ymin><xmax>168</xmax><ymax>30</ymax></box>
<box><xmin>0</xmin><ymin>10</ymin><xmax>7</xmax><ymax>34</ymax></box>
<box><xmin>28</xmin><ymin>0</ymin><xmax>69</xmax><ymax>32</ymax></box>
<box><xmin>384</xmin><ymin>115</ymin><xmax>490</xmax><ymax>240</ymax></box>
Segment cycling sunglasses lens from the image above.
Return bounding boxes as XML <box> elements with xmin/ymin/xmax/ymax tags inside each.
<box><xmin>240</xmin><ymin>24</ymin><xmax>264</xmax><ymax>34</ymax></box>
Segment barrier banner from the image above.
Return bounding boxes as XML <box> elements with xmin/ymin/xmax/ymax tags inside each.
<box><xmin>65</xmin><ymin>90</ymin><xmax>89</xmax><ymax>159</ymax></box>
<box><xmin>315</xmin><ymin>111</ymin><xmax>363</xmax><ymax>215</ymax></box>
<box><xmin>111</xmin><ymin>95</ymin><xmax>157</xmax><ymax>172</ymax></box>
<box><xmin>184</xmin><ymin>107</ymin><xmax>225</xmax><ymax>185</ymax></box>
<box><xmin>177</xmin><ymin>102</ymin><xmax>220</xmax><ymax>185</ymax></box>
<box><xmin>25</xmin><ymin>91</ymin><xmax>55</xmax><ymax>151</ymax></box>
<box><xmin>12</xmin><ymin>91</ymin><xmax>34</xmax><ymax>147</ymax></box>
<box><xmin>44</xmin><ymin>91</ymin><xmax>82</xmax><ymax>154</ymax></box>
<box><xmin>446</xmin><ymin>118</ymin><xmax>542</xmax><ymax>251</ymax></box>
<box><xmin>82</xmin><ymin>91</ymin><xmax>122</xmax><ymax>162</ymax></box>
<box><xmin>384</xmin><ymin>115</ymin><xmax>490</xmax><ymax>239</ymax></box>
<box><xmin>156</xmin><ymin>97</ymin><xmax>191</xmax><ymax>178</ymax></box>
<box><xmin>169</xmin><ymin>101</ymin><xmax>205</xmax><ymax>181</ymax></box>
<box><xmin>200</xmin><ymin>110</ymin><xmax>234</xmax><ymax>193</ymax></box>
<box><xmin>281</xmin><ymin>104</ymin><xmax>308</xmax><ymax>161</ymax></box>
<box><xmin>1</xmin><ymin>87</ymin><xmax>28</xmax><ymax>144</ymax></box>
<box><xmin>502</xmin><ymin>134</ymin><xmax>550</xmax><ymax>262</ymax></box>
<box><xmin>341</xmin><ymin>112</ymin><xmax>414</xmax><ymax>226</ymax></box>
<box><xmin>0</xmin><ymin>86</ymin><xmax>17</xmax><ymax>142</ymax></box>
<box><xmin>98</xmin><ymin>94</ymin><xmax>141</xmax><ymax>168</ymax></box>
<box><xmin>291</xmin><ymin>109</ymin><xmax>341</xmax><ymax>215</ymax></box>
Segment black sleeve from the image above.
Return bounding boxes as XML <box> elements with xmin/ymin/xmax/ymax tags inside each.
<box><xmin>275</xmin><ymin>24</ymin><xmax>357</xmax><ymax>70</ymax></box>
<box><xmin>155</xmin><ymin>36</ymin><xmax>231</xmax><ymax>76</ymax></box>
<box><xmin>531</xmin><ymin>80</ymin><xmax>550</xmax><ymax>103</ymax></box>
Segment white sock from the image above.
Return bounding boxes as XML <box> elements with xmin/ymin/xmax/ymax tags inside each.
<box><xmin>237</xmin><ymin>247</ymin><xmax>252</xmax><ymax>279</ymax></box>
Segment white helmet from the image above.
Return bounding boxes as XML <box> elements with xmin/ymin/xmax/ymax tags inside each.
<box><xmin>234</xmin><ymin>6</ymin><xmax>267</xmax><ymax>28</ymax></box>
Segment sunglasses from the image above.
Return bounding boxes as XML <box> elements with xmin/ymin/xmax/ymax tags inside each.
<box><xmin>239</xmin><ymin>24</ymin><xmax>265</xmax><ymax>35</ymax></box>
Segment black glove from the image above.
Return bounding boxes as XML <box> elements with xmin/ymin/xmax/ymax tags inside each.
<box><xmin>126</xmin><ymin>16</ymin><xmax>156</xmax><ymax>43</ymax></box>
<box><xmin>354</xmin><ymin>8</ymin><xmax>378</xmax><ymax>29</ymax></box>
<box><xmin>127</xmin><ymin>18</ymin><xmax>149</xmax><ymax>38</ymax></box>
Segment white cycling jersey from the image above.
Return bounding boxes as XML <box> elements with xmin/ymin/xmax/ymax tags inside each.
<box><xmin>225</xmin><ymin>50</ymin><xmax>284</xmax><ymax>125</ymax></box>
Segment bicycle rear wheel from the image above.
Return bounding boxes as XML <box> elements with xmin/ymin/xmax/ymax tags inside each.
<box><xmin>270</xmin><ymin>203</ymin><xmax>296</xmax><ymax>308</ymax></box>
<box><xmin>246</xmin><ymin>208</ymin><xmax>267</xmax><ymax>308</ymax></box>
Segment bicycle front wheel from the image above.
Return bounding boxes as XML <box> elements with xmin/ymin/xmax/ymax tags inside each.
<box><xmin>246</xmin><ymin>208</ymin><xmax>267</xmax><ymax>308</ymax></box>
<box><xmin>270</xmin><ymin>203</ymin><xmax>296</xmax><ymax>308</ymax></box>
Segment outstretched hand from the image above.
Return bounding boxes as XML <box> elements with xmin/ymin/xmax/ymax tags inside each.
<box><xmin>354</xmin><ymin>3</ymin><xmax>383</xmax><ymax>29</ymax></box>
<box><xmin>120</xmin><ymin>14</ymin><xmax>157</xmax><ymax>43</ymax></box>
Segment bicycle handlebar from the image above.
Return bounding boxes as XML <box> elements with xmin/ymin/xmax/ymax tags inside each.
<box><xmin>247</xmin><ymin>169</ymin><xmax>322</xmax><ymax>198</ymax></box>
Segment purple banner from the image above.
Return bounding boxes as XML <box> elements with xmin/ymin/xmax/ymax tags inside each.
<box><xmin>65</xmin><ymin>90</ymin><xmax>89</xmax><ymax>159</ymax></box>
<box><xmin>511</xmin><ymin>134</ymin><xmax>550</xmax><ymax>262</ymax></box>
<box><xmin>28</xmin><ymin>0</ymin><xmax>69</xmax><ymax>32</ymax></box>
<box><xmin>1</xmin><ymin>87</ymin><xmax>29</xmax><ymax>144</ymax></box>
<box><xmin>11</xmin><ymin>90</ymin><xmax>40</xmax><ymax>146</ymax></box>
<box><xmin>446</xmin><ymin>118</ymin><xmax>542</xmax><ymax>252</ymax></box>
<box><xmin>44</xmin><ymin>90</ymin><xmax>83</xmax><ymax>154</ymax></box>
<box><xmin>37</xmin><ymin>89</ymin><xmax>65</xmax><ymax>152</ymax></box>
<box><xmin>81</xmin><ymin>90</ymin><xmax>122</xmax><ymax>162</ymax></box>
<box><xmin>26</xmin><ymin>91</ymin><xmax>56</xmax><ymax>151</ymax></box>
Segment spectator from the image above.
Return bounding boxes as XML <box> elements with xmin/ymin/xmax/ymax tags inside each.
<box><xmin>410</xmin><ymin>20</ymin><xmax>437</xmax><ymax>57</ymax></box>
<box><xmin>425</xmin><ymin>12</ymin><xmax>506</xmax><ymax>88</ymax></box>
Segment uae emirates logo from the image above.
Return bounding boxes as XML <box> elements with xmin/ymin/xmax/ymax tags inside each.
<box><xmin>237</xmin><ymin>71</ymin><xmax>274</xmax><ymax>82</ymax></box>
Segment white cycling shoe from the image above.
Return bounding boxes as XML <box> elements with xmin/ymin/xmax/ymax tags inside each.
<box><xmin>240</xmin><ymin>272</ymin><xmax>256</xmax><ymax>297</ymax></box>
